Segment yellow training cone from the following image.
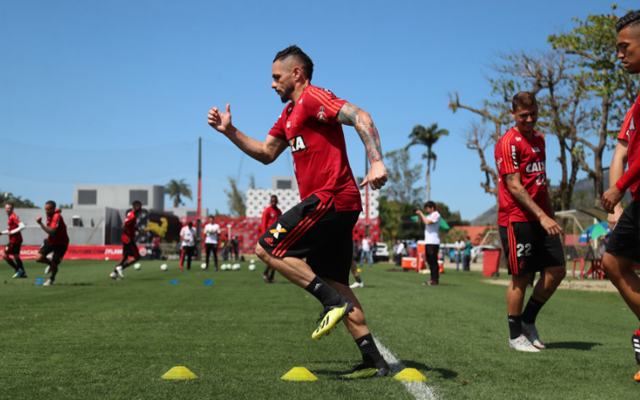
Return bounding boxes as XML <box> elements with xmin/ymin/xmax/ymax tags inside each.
<box><xmin>394</xmin><ymin>368</ymin><xmax>426</xmax><ymax>382</ymax></box>
<box><xmin>162</xmin><ymin>366</ymin><xmax>198</xmax><ymax>380</ymax></box>
<box><xmin>281</xmin><ymin>367</ymin><xmax>318</xmax><ymax>381</ymax></box>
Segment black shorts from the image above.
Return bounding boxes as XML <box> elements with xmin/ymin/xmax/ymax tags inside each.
<box><xmin>122</xmin><ymin>241</ymin><xmax>140</xmax><ymax>259</ymax></box>
<box><xmin>606</xmin><ymin>201</ymin><xmax>640</xmax><ymax>261</ymax></box>
<box><xmin>5</xmin><ymin>242</ymin><xmax>21</xmax><ymax>256</ymax></box>
<box><xmin>39</xmin><ymin>240</ymin><xmax>68</xmax><ymax>264</ymax></box>
<box><xmin>499</xmin><ymin>221</ymin><xmax>564</xmax><ymax>275</ymax></box>
<box><xmin>258</xmin><ymin>194</ymin><xmax>360</xmax><ymax>285</ymax></box>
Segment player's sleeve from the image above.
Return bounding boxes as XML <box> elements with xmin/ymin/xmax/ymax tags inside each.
<box><xmin>304</xmin><ymin>87</ymin><xmax>347</xmax><ymax>125</ymax></box>
<box><xmin>497</xmin><ymin>134</ymin><xmax>520</xmax><ymax>176</ymax></box>
<box><xmin>267</xmin><ymin>113</ymin><xmax>287</xmax><ymax>140</ymax></box>
<box><xmin>615</xmin><ymin>106</ymin><xmax>638</xmax><ymax>191</ymax></box>
<box><xmin>260</xmin><ymin>208</ymin><xmax>269</xmax><ymax>234</ymax></box>
<box><xmin>10</xmin><ymin>221</ymin><xmax>26</xmax><ymax>235</ymax></box>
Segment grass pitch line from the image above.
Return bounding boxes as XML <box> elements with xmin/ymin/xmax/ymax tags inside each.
<box><xmin>374</xmin><ymin>338</ymin><xmax>439</xmax><ymax>400</ymax></box>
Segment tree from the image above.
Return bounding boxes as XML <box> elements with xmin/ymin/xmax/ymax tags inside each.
<box><xmin>378</xmin><ymin>149</ymin><xmax>424</xmax><ymax>240</ymax></box>
<box><xmin>406</xmin><ymin>123</ymin><xmax>449</xmax><ymax>201</ymax></box>
<box><xmin>381</xmin><ymin>148</ymin><xmax>424</xmax><ymax>205</ymax></box>
<box><xmin>449</xmin><ymin>7</ymin><xmax>638</xmax><ymax>210</ymax></box>
<box><xmin>548</xmin><ymin>6</ymin><xmax>638</xmax><ymax>203</ymax></box>
<box><xmin>165</xmin><ymin>179</ymin><xmax>192</xmax><ymax>208</ymax></box>
<box><xmin>0</xmin><ymin>190</ymin><xmax>38</xmax><ymax>208</ymax></box>
<box><xmin>225</xmin><ymin>176</ymin><xmax>246</xmax><ymax>217</ymax></box>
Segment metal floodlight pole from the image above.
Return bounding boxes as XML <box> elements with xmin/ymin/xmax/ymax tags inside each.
<box><xmin>196</xmin><ymin>137</ymin><xmax>202</xmax><ymax>260</ymax></box>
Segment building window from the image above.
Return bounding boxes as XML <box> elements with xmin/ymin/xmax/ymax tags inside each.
<box><xmin>78</xmin><ymin>190</ymin><xmax>97</xmax><ymax>205</ymax></box>
<box><xmin>130</xmin><ymin>190</ymin><xmax>148</xmax><ymax>206</ymax></box>
<box><xmin>276</xmin><ymin>180</ymin><xmax>292</xmax><ymax>189</ymax></box>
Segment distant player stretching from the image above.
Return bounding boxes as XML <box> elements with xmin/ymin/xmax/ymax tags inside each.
<box><xmin>494</xmin><ymin>92</ymin><xmax>566</xmax><ymax>352</ymax></box>
<box><xmin>1</xmin><ymin>203</ymin><xmax>27</xmax><ymax>278</ymax></box>
<box><xmin>601</xmin><ymin>10</ymin><xmax>640</xmax><ymax>381</ymax></box>
<box><xmin>110</xmin><ymin>200</ymin><xmax>144</xmax><ymax>280</ymax></box>
<box><xmin>35</xmin><ymin>201</ymin><xmax>69</xmax><ymax>286</ymax></box>
<box><xmin>207</xmin><ymin>46</ymin><xmax>390</xmax><ymax>378</ymax></box>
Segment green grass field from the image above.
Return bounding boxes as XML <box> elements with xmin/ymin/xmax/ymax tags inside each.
<box><xmin>1</xmin><ymin>259</ymin><xmax>639</xmax><ymax>399</ymax></box>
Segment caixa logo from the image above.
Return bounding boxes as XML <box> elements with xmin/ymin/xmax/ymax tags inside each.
<box><xmin>525</xmin><ymin>161</ymin><xmax>545</xmax><ymax>174</ymax></box>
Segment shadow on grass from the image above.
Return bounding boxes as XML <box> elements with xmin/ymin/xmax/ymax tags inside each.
<box><xmin>545</xmin><ymin>341</ymin><xmax>601</xmax><ymax>350</ymax></box>
<box><xmin>402</xmin><ymin>360</ymin><xmax>458</xmax><ymax>380</ymax></box>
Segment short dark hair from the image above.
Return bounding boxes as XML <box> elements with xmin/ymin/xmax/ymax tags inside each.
<box><xmin>46</xmin><ymin>200</ymin><xmax>56</xmax><ymax>208</ymax></box>
<box><xmin>424</xmin><ymin>201</ymin><xmax>436</xmax><ymax>209</ymax></box>
<box><xmin>132</xmin><ymin>200</ymin><xmax>142</xmax><ymax>207</ymax></box>
<box><xmin>270</xmin><ymin>195</ymin><xmax>278</xmax><ymax>200</ymax></box>
<box><xmin>511</xmin><ymin>91</ymin><xmax>538</xmax><ymax>112</ymax></box>
<box><xmin>274</xmin><ymin>45</ymin><xmax>314</xmax><ymax>81</ymax></box>
<box><xmin>4</xmin><ymin>202</ymin><xmax>13</xmax><ymax>207</ymax></box>
<box><xmin>616</xmin><ymin>10</ymin><xmax>640</xmax><ymax>33</ymax></box>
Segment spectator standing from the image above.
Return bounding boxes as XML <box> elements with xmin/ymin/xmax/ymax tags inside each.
<box><xmin>463</xmin><ymin>236</ymin><xmax>472</xmax><ymax>271</ymax></box>
<box><xmin>180</xmin><ymin>221</ymin><xmax>196</xmax><ymax>271</ymax></box>
<box><xmin>416</xmin><ymin>201</ymin><xmax>441</xmax><ymax>286</ymax></box>
<box><xmin>204</xmin><ymin>215</ymin><xmax>221</xmax><ymax>271</ymax></box>
<box><xmin>394</xmin><ymin>240</ymin><xmax>405</xmax><ymax>266</ymax></box>
<box><xmin>454</xmin><ymin>236</ymin><xmax>465</xmax><ymax>271</ymax></box>
<box><xmin>261</xmin><ymin>195</ymin><xmax>282</xmax><ymax>283</ymax></box>
<box><xmin>360</xmin><ymin>236</ymin><xmax>372</xmax><ymax>268</ymax></box>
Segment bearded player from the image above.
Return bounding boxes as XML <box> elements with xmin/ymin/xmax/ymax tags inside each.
<box><xmin>495</xmin><ymin>91</ymin><xmax>566</xmax><ymax>352</ymax></box>
<box><xmin>208</xmin><ymin>45</ymin><xmax>390</xmax><ymax>378</ymax></box>
<box><xmin>1</xmin><ymin>203</ymin><xmax>27</xmax><ymax>278</ymax></box>
<box><xmin>601</xmin><ymin>10</ymin><xmax>640</xmax><ymax>381</ymax></box>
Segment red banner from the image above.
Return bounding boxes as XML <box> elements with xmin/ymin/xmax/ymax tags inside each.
<box><xmin>0</xmin><ymin>245</ymin><xmax>147</xmax><ymax>260</ymax></box>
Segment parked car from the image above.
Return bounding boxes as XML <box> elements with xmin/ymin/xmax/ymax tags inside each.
<box><xmin>373</xmin><ymin>242</ymin><xmax>390</xmax><ymax>262</ymax></box>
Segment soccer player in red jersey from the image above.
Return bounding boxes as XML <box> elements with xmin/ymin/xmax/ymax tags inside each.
<box><xmin>494</xmin><ymin>92</ymin><xmax>566</xmax><ymax>352</ymax></box>
<box><xmin>260</xmin><ymin>195</ymin><xmax>282</xmax><ymax>283</ymax></box>
<box><xmin>208</xmin><ymin>46</ymin><xmax>390</xmax><ymax>378</ymax></box>
<box><xmin>1</xmin><ymin>203</ymin><xmax>27</xmax><ymax>278</ymax></box>
<box><xmin>35</xmin><ymin>200</ymin><xmax>69</xmax><ymax>286</ymax></box>
<box><xmin>601</xmin><ymin>10</ymin><xmax>640</xmax><ymax>379</ymax></box>
<box><xmin>110</xmin><ymin>200</ymin><xmax>144</xmax><ymax>280</ymax></box>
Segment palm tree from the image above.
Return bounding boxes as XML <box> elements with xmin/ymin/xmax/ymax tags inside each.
<box><xmin>165</xmin><ymin>179</ymin><xmax>192</xmax><ymax>208</ymax></box>
<box><xmin>406</xmin><ymin>123</ymin><xmax>449</xmax><ymax>201</ymax></box>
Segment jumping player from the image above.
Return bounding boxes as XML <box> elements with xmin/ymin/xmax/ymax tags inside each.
<box><xmin>35</xmin><ymin>201</ymin><xmax>69</xmax><ymax>286</ymax></box>
<box><xmin>601</xmin><ymin>10</ymin><xmax>640</xmax><ymax>380</ymax></box>
<box><xmin>207</xmin><ymin>45</ymin><xmax>390</xmax><ymax>378</ymax></box>
<box><xmin>260</xmin><ymin>195</ymin><xmax>282</xmax><ymax>283</ymax></box>
<box><xmin>494</xmin><ymin>91</ymin><xmax>566</xmax><ymax>352</ymax></box>
<box><xmin>1</xmin><ymin>203</ymin><xmax>27</xmax><ymax>278</ymax></box>
<box><xmin>110</xmin><ymin>200</ymin><xmax>144</xmax><ymax>280</ymax></box>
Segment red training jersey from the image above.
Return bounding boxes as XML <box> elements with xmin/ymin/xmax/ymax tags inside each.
<box><xmin>495</xmin><ymin>127</ymin><xmax>549</xmax><ymax>225</ymax></box>
<box><xmin>7</xmin><ymin>212</ymin><xmax>23</xmax><ymax>244</ymax></box>
<box><xmin>268</xmin><ymin>85</ymin><xmax>362</xmax><ymax>212</ymax></box>
<box><xmin>46</xmin><ymin>212</ymin><xmax>69</xmax><ymax>246</ymax></box>
<box><xmin>260</xmin><ymin>205</ymin><xmax>282</xmax><ymax>235</ymax></box>
<box><xmin>122</xmin><ymin>210</ymin><xmax>137</xmax><ymax>244</ymax></box>
<box><xmin>615</xmin><ymin>93</ymin><xmax>640</xmax><ymax>201</ymax></box>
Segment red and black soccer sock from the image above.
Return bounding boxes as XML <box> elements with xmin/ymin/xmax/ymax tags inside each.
<box><xmin>269</xmin><ymin>269</ymin><xmax>276</xmax><ymax>280</ymax></box>
<box><xmin>16</xmin><ymin>258</ymin><xmax>24</xmax><ymax>272</ymax></box>
<box><xmin>305</xmin><ymin>276</ymin><xmax>343</xmax><ymax>307</ymax></box>
<box><xmin>5</xmin><ymin>258</ymin><xmax>20</xmax><ymax>272</ymax></box>
<box><xmin>521</xmin><ymin>296</ymin><xmax>546</xmax><ymax>325</ymax></box>
<box><xmin>508</xmin><ymin>314</ymin><xmax>523</xmax><ymax>339</ymax></box>
<box><xmin>356</xmin><ymin>333</ymin><xmax>386</xmax><ymax>367</ymax></box>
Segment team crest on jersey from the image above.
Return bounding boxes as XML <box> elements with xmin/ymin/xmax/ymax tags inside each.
<box><xmin>317</xmin><ymin>106</ymin><xmax>327</xmax><ymax>122</ymax></box>
<box><xmin>515</xmin><ymin>136</ymin><xmax>521</xmax><ymax>141</ymax></box>
<box><xmin>289</xmin><ymin>135</ymin><xmax>307</xmax><ymax>153</ymax></box>
<box><xmin>510</xmin><ymin>145</ymin><xmax>519</xmax><ymax>169</ymax></box>
<box><xmin>525</xmin><ymin>161</ymin><xmax>545</xmax><ymax>173</ymax></box>
<box><xmin>269</xmin><ymin>223</ymin><xmax>287</xmax><ymax>239</ymax></box>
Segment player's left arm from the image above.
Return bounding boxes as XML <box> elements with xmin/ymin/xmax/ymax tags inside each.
<box><xmin>336</xmin><ymin>102</ymin><xmax>388</xmax><ymax>190</ymax></box>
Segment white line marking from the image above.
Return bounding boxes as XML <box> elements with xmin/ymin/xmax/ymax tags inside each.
<box><xmin>374</xmin><ymin>337</ymin><xmax>439</xmax><ymax>400</ymax></box>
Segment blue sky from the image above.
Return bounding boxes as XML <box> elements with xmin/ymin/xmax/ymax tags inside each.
<box><xmin>0</xmin><ymin>0</ymin><xmax>632</xmax><ymax>220</ymax></box>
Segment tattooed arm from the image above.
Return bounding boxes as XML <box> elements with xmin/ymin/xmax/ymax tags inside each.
<box><xmin>336</xmin><ymin>102</ymin><xmax>388</xmax><ymax>190</ymax></box>
<box><xmin>504</xmin><ymin>172</ymin><xmax>563</xmax><ymax>237</ymax></box>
